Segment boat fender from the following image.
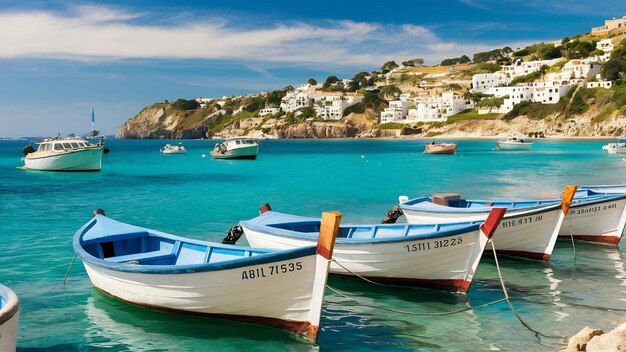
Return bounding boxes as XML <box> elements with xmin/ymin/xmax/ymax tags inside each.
<box><xmin>259</xmin><ymin>203</ymin><xmax>272</xmax><ymax>214</ymax></box>
<box><xmin>93</xmin><ymin>208</ymin><xmax>106</xmax><ymax>217</ymax></box>
<box><xmin>104</xmin><ymin>148</ymin><xmax>110</xmax><ymax>154</ymax></box>
<box><xmin>222</xmin><ymin>224</ymin><xmax>244</xmax><ymax>245</ymax></box>
<box><xmin>22</xmin><ymin>144</ymin><xmax>36</xmax><ymax>156</ymax></box>
<box><xmin>382</xmin><ymin>205</ymin><xmax>403</xmax><ymax>224</ymax></box>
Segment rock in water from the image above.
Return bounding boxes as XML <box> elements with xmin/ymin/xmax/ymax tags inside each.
<box><xmin>586</xmin><ymin>322</ymin><xmax>626</xmax><ymax>351</ymax></box>
<box><xmin>565</xmin><ymin>327</ymin><xmax>603</xmax><ymax>351</ymax></box>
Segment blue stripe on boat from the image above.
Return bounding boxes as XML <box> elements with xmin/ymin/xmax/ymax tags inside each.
<box><xmin>241</xmin><ymin>211</ymin><xmax>482</xmax><ymax>244</ymax></box>
<box><xmin>73</xmin><ymin>215</ymin><xmax>317</xmax><ymax>274</ymax></box>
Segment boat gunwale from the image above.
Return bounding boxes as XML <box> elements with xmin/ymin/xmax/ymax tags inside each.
<box><xmin>241</xmin><ymin>211</ymin><xmax>483</xmax><ymax>244</ymax></box>
<box><xmin>0</xmin><ymin>284</ymin><xmax>19</xmax><ymax>326</ymax></box>
<box><xmin>73</xmin><ymin>216</ymin><xmax>317</xmax><ymax>274</ymax></box>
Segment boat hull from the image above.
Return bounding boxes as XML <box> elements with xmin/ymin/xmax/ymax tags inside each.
<box><xmin>82</xmin><ymin>254</ymin><xmax>320</xmax><ymax>335</ymax></box>
<box><xmin>558</xmin><ymin>197</ymin><xmax>626</xmax><ymax>245</ymax></box>
<box><xmin>403</xmin><ymin>206</ymin><xmax>563</xmax><ymax>260</ymax></box>
<box><xmin>496</xmin><ymin>142</ymin><xmax>532</xmax><ymax>150</ymax></box>
<box><xmin>0</xmin><ymin>284</ymin><xmax>19</xmax><ymax>352</ymax></box>
<box><xmin>211</xmin><ymin>145</ymin><xmax>258</xmax><ymax>159</ymax></box>
<box><xmin>243</xmin><ymin>225</ymin><xmax>488</xmax><ymax>292</ymax></box>
<box><xmin>424</xmin><ymin>144</ymin><xmax>456</xmax><ymax>154</ymax></box>
<box><xmin>24</xmin><ymin>147</ymin><xmax>103</xmax><ymax>171</ymax></box>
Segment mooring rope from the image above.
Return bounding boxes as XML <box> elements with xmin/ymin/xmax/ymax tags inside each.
<box><xmin>62</xmin><ymin>253</ymin><xmax>77</xmax><ymax>286</ymax></box>
<box><xmin>490</xmin><ymin>244</ymin><xmax>562</xmax><ymax>339</ymax></box>
<box><xmin>567</xmin><ymin>215</ymin><xmax>577</xmax><ymax>264</ymax></box>
<box><xmin>331</xmin><ymin>259</ymin><xmax>400</xmax><ymax>287</ymax></box>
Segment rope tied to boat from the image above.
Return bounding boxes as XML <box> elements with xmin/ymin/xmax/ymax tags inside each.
<box><xmin>489</xmin><ymin>242</ymin><xmax>562</xmax><ymax>339</ymax></box>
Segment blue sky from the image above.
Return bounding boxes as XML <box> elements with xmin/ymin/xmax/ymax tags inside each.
<box><xmin>0</xmin><ymin>0</ymin><xmax>624</xmax><ymax>137</ymax></box>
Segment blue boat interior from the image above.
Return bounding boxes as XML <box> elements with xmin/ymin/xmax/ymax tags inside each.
<box><xmin>267</xmin><ymin>220</ymin><xmax>474</xmax><ymax>240</ymax></box>
<box><xmin>82</xmin><ymin>230</ymin><xmax>268</xmax><ymax>266</ymax></box>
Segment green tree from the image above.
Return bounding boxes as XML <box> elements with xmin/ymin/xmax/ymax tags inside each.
<box><xmin>379</xmin><ymin>85</ymin><xmax>402</xmax><ymax>100</ymax></box>
<box><xmin>459</xmin><ymin>55</ymin><xmax>471</xmax><ymax>64</ymax></box>
<box><xmin>381</xmin><ymin>60</ymin><xmax>399</xmax><ymax>72</ymax></box>
<box><xmin>323</xmin><ymin>76</ymin><xmax>339</xmax><ymax>89</ymax></box>
<box><xmin>172</xmin><ymin>99</ymin><xmax>200</xmax><ymax>110</ymax></box>
<box><xmin>307</xmin><ymin>78</ymin><xmax>318</xmax><ymax>85</ymax></box>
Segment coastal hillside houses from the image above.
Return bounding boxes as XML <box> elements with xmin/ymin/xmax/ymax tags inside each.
<box><xmin>502</xmin><ymin>58</ymin><xmax>561</xmax><ymax>79</ymax></box>
<box><xmin>592</xmin><ymin>16</ymin><xmax>626</xmax><ymax>34</ymax></box>
<box><xmin>280</xmin><ymin>89</ymin><xmax>364</xmax><ymax>120</ymax></box>
<box><xmin>472</xmin><ymin>73</ymin><xmax>509</xmax><ymax>92</ymax></box>
<box><xmin>380</xmin><ymin>92</ymin><xmax>472</xmax><ymax>123</ymax></box>
<box><xmin>480</xmin><ymin>83</ymin><xmax>573</xmax><ymax>113</ymax></box>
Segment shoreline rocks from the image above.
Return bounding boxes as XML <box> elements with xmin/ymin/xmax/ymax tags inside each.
<box><xmin>563</xmin><ymin>317</ymin><xmax>626</xmax><ymax>351</ymax></box>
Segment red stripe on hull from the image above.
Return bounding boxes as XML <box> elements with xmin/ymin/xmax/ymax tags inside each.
<box><xmin>561</xmin><ymin>235</ymin><xmax>621</xmax><ymax>245</ymax></box>
<box><xmin>94</xmin><ymin>287</ymin><xmax>319</xmax><ymax>341</ymax></box>
<box><xmin>333</xmin><ymin>274</ymin><xmax>472</xmax><ymax>293</ymax></box>
<box><xmin>486</xmin><ymin>250</ymin><xmax>550</xmax><ymax>261</ymax></box>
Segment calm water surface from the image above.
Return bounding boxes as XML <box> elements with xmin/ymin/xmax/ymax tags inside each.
<box><xmin>1</xmin><ymin>138</ymin><xmax>626</xmax><ymax>351</ymax></box>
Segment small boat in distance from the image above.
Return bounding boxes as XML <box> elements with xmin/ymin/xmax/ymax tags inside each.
<box><xmin>495</xmin><ymin>133</ymin><xmax>532</xmax><ymax>150</ymax></box>
<box><xmin>424</xmin><ymin>142</ymin><xmax>457</xmax><ymax>154</ymax></box>
<box><xmin>602</xmin><ymin>138</ymin><xmax>626</xmax><ymax>154</ymax></box>
<box><xmin>73</xmin><ymin>210</ymin><xmax>340</xmax><ymax>341</ymax></box>
<box><xmin>211</xmin><ymin>138</ymin><xmax>259</xmax><ymax>159</ymax></box>
<box><xmin>160</xmin><ymin>143</ymin><xmax>186</xmax><ymax>154</ymax></box>
<box><xmin>22</xmin><ymin>136</ymin><xmax>106</xmax><ymax>171</ymax></box>
<box><xmin>0</xmin><ymin>283</ymin><xmax>19</xmax><ymax>352</ymax></box>
<box><xmin>241</xmin><ymin>205</ymin><xmax>506</xmax><ymax>292</ymax></box>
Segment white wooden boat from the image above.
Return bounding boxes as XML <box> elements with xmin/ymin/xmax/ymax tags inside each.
<box><xmin>602</xmin><ymin>138</ymin><xmax>626</xmax><ymax>154</ymax></box>
<box><xmin>241</xmin><ymin>207</ymin><xmax>507</xmax><ymax>292</ymax></box>
<box><xmin>399</xmin><ymin>187</ymin><xmax>578</xmax><ymax>260</ymax></box>
<box><xmin>495</xmin><ymin>133</ymin><xmax>532</xmax><ymax>150</ymax></box>
<box><xmin>160</xmin><ymin>143</ymin><xmax>186</xmax><ymax>154</ymax></box>
<box><xmin>580</xmin><ymin>184</ymin><xmax>626</xmax><ymax>194</ymax></box>
<box><xmin>73</xmin><ymin>211</ymin><xmax>341</xmax><ymax>341</ymax></box>
<box><xmin>211</xmin><ymin>138</ymin><xmax>259</xmax><ymax>159</ymax></box>
<box><xmin>0</xmin><ymin>284</ymin><xmax>19</xmax><ymax>352</ymax></box>
<box><xmin>424</xmin><ymin>142</ymin><xmax>457</xmax><ymax>154</ymax></box>
<box><xmin>22</xmin><ymin>136</ymin><xmax>105</xmax><ymax>171</ymax></box>
<box><xmin>400</xmin><ymin>187</ymin><xmax>626</xmax><ymax>246</ymax></box>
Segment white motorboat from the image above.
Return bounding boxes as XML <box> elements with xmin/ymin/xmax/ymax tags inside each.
<box><xmin>495</xmin><ymin>133</ymin><xmax>533</xmax><ymax>150</ymax></box>
<box><xmin>602</xmin><ymin>138</ymin><xmax>626</xmax><ymax>154</ymax></box>
<box><xmin>22</xmin><ymin>136</ymin><xmax>106</xmax><ymax>171</ymax></box>
<box><xmin>211</xmin><ymin>138</ymin><xmax>259</xmax><ymax>159</ymax></box>
<box><xmin>160</xmin><ymin>143</ymin><xmax>186</xmax><ymax>154</ymax></box>
<box><xmin>0</xmin><ymin>283</ymin><xmax>19</xmax><ymax>352</ymax></box>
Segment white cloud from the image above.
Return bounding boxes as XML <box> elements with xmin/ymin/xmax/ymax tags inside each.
<box><xmin>0</xmin><ymin>5</ymin><xmax>545</xmax><ymax>68</ymax></box>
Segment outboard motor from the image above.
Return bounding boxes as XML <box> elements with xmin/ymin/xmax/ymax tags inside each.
<box><xmin>22</xmin><ymin>144</ymin><xmax>36</xmax><ymax>156</ymax></box>
<box><xmin>382</xmin><ymin>205</ymin><xmax>403</xmax><ymax>224</ymax></box>
<box><xmin>222</xmin><ymin>224</ymin><xmax>244</xmax><ymax>245</ymax></box>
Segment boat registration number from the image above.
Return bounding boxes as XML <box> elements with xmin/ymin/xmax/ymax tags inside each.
<box><xmin>569</xmin><ymin>203</ymin><xmax>616</xmax><ymax>215</ymax></box>
<box><xmin>241</xmin><ymin>261</ymin><xmax>303</xmax><ymax>280</ymax></box>
<box><xmin>404</xmin><ymin>237</ymin><xmax>463</xmax><ymax>253</ymax></box>
<box><xmin>500</xmin><ymin>215</ymin><xmax>543</xmax><ymax>228</ymax></box>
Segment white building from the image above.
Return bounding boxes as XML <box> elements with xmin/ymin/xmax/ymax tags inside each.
<box><xmin>471</xmin><ymin>73</ymin><xmax>509</xmax><ymax>93</ymax></box>
<box><xmin>280</xmin><ymin>90</ymin><xmax>364</xmax><ymax>120</ymax></box>
<box><xmin>259</xmin><ymin>108</ymin><xmax>280</xmax><ymax>116</ymax></box>
<box><xmin>560</xmin><ymin>60</ymin><xmax>601</xmax><ymax>80</ymax></box>
<box><xmin>502</xmin><ymin>58</ymin><xmax>561</xmax><ymax>79</ymax></box>
<box><xmin>480</xmin><ymin>82</ymin><xmax>572</xmax><ymax>113</ymax></box>
<box><xmin>380</xmin><ymin>92</ymin><xmax>471</xmax><ymax>124</ymax></box>
<box><xmin>587</xmin><ymin>81</ymin><xmax>613</xmax><ymax>89</ymax></box>
<box><xmin>380</xmin><ymin>101</ymin><xmax>411</xmax><ymax>122</ymax></box>
<box><xmin>592</xmin><ymin>16</ymin><xmax>626</xmax><ymax>33</ymax></box>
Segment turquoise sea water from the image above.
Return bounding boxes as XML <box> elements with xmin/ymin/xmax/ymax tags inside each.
<box><xmin>2</xmin><ymin>138</ymin><xmax>626</xmax><ymax>351</ymax></box>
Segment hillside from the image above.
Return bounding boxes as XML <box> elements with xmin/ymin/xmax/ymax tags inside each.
<box><xmin>118</xmin><ymin>24</ymin><xmax>626</xmax><ymax>139</ymax></box>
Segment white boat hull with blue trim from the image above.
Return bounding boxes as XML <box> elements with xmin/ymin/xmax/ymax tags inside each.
<box><xmin>24</xmin><ymin>147</ymin><xmax>104</xmax><ymax>171</ymax></box>
<box><xmin>0</xmin><ymin>284</ymin><xmax>19</xmax><ymax>352</ymax></box>
<box><xmin>401</xmin><ymin>188</ymin><xmax>626</xmax><ymax>246</ymax></box>
<box><xmin>241</xmin><ymin>208</ymin><xmax>506</xmax><ymax>292</ymax></box>
<box><xmin>74</xmin><ymin>214</ymin><xmax>338</xmax><ymax>341</ymax></box>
